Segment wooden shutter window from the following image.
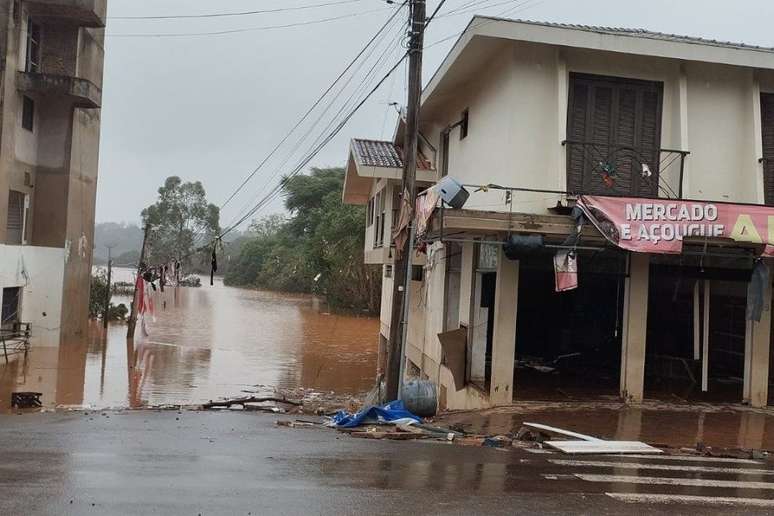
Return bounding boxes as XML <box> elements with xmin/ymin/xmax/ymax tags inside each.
<box><xmin>6</xmin><ymin>190</ymin><xmax>24</xmax><ymax>244</ymax></box>
<box><xmin>760</xmin><ymin>93</ymin><xmax>774</xmax><ymax>205</ymax></box>
<box><xmin>566</xmin><ymin>73</ymin><xmax>663</xmax><ymax>197</ymax></box>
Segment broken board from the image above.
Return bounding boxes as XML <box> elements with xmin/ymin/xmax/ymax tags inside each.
<box><xmin>544</xmin><ymin>440</ymin><xmax>663</xmax><ymax>455</ymax></box>
<box><xmin>522</xmin><ymin>422</ymin><xmax>602</xmax><ymax>442</ymax></box>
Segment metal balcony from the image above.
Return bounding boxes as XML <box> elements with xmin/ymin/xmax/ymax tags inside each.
<box><xmin>17</xmin><ymin>72</ymin><xmax>101</xmax><ymax>108</ymax></box>
<box><xmin>25</xmin><ymin>0</ymin><xmax>106</xmax><ymax>28</ymax></box>
<box><xmin>562</xmin><ymin>140</ymin><xmax>690</xmax><ymax>199</ymax></box>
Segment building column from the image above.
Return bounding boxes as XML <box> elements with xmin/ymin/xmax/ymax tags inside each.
<box><xmin>744</xmin><ymin>278</ymin><xmax>772</xmax><ymax>408</ymax></box>
<box><xmin>490</xmin><ymin>248</ymin><xmax>518</xmax><ymax>406</ymax></box>
<box><xmin>620</xmin><ymin>253</ymin><xmax>650</xmax><ymax>403</ymax></box>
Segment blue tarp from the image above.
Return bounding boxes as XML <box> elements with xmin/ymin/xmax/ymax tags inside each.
<box><xmin>330</xmin><ymin>400</ymin><xmax>422</xmax><ymax>428</ymax></box>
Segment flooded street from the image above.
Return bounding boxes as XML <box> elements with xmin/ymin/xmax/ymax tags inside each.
<box><xmin>0</xmin><ymin>269</ymin><xmax>378</xmax><ymax>411</ymax></box>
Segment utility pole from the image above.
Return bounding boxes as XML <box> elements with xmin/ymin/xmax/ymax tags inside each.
<box><xmin>127</xmin><ymin>224</ymin><xmax>151</xmax><ymax>340</ymax></box>
<box><xmin>385</xmin><ymin>0</ymin><xmax>425</xmax><ymax>401</ymax></box>
<box><xmin>103</xmin><ymin>244</ymin><xmax>115</xmax><ymax>329</ymax></box>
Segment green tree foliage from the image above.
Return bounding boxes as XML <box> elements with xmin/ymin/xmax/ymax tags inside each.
<box><xmin>224</xmin><ymin>168</ymin><xmax>381</xmax><ymax>313</ymax></box>
<box><xmin>141</xmin><ymin>177</ymin><xmax>220</xmax><ymax>265</ymax></box>
<box><xmin>89</xmin><ymin>271</ymin><xmax>129</xmax><ymax>321</ymax></box>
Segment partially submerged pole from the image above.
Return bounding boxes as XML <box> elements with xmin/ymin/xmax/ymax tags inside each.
<box><xmin>103</xmin><ymin>245</ymin><xmax>113</xmax><ymax>329</ymax></box>
<box><xmin>127</xmin><ymin>224</ymin><xmax>150</xmax><ymax>340</ymax></box>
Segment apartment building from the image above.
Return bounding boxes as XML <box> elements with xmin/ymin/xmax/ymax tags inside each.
<box><xmin>0</xmin><ymin>0</ymin><xmax>105</xmax><ymax>347</ymax></box>
<box><xmin>344</xmin><ymin>17</ymin><xmax>774</xmax><ymax>410</ymax></box>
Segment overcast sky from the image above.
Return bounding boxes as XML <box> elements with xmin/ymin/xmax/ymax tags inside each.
<box><xmin>97</xmin><ymin>0</ymin><xmax>774</xmax><ymax>226</ymax></box>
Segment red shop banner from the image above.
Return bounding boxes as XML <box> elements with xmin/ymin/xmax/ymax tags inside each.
<box><xmin>577</xmin><ymin>195</ymin><xmax>774</xmax><ymax>256</ymax></box>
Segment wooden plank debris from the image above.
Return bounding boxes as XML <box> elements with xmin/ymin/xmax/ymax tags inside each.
<box><xmin>522</xmin><ymin>422</ymin><xmax>603</xmax><ymax>442</ymax></box>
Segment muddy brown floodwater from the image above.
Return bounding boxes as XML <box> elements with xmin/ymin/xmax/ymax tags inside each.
<box><xmin>0</xmin><ymin>270</ymin><xmax>379</xmax><ymax>411</ymax></box>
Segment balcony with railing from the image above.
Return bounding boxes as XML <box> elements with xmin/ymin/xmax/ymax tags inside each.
<box><xmin>562</xmin><ymin>140</ymin><xmax>690</xmax><ymax>199</ymax></box>
<box><xmin>17</xmin><ymin>72</ymin><xmax>101</xmax><ymax>108</ymax></box>
<box><xmin>25</xmin><ymin>0</ymin><xmax>106</xmax><ymax>28</ymax></box>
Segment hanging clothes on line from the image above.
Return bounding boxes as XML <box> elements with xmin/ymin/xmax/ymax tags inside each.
<box><xmin>392</xmin><ymin>188</ymin><xmax>412</xmax><ymax>260</ymax></box>
<box><xmin>415</xmin><ymin>185</ymin><xmax>441</xmax><ymax>237</ymax></box>
<box><xmin>210</xmin><ymin>245</ymin><xmax>218</xmax><ymax>286</ymax></box>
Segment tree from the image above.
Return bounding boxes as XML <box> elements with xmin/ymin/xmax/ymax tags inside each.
<box><xmin>223</xmin><ymin>167</ymin><xmax>381</xmax><ymax>313</ymax></box>
<box><xmin>141</xmin><ymin>176</ymin><xmax>220</xmax><ymax>265</ymax></box>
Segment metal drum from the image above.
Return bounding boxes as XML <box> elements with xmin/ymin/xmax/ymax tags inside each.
<box><xmin>401</xmin><ymin>379</ymin><xmax>437</xmax><ymax>417</ymax></box>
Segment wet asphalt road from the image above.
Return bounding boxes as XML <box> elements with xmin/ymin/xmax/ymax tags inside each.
<box><xmin>0</xmin><ymin>411</ymin><xmax>773</xmax><ymax>515</ymax></box>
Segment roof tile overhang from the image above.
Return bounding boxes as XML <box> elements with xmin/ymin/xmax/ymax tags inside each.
<box><xmin>343</xmin><ymin>139</ymin><xmax>436</xmax><ymax>205</ymax></box>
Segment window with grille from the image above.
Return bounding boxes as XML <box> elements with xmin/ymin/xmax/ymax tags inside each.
<box><xmin>25</xmin><ymin>17</ymin><xmax>41</xmax><ymax>73</ymax></box>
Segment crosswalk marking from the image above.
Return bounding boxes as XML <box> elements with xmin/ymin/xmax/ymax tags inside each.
<box><xmin>573</xmin><ymin>473</ymin><xmax>774</xmax><ymax>490</ymax></box>
<box><xmin>619</xmin><ymin>454</ymin><xmax>763</xmax><ymax>465</ymax></box>
<box><xmin>549</xmin><ymin>459</ymin><xmax>773</xmax><ymax>476</ymax></box>
<box><xmin>606</xmin><ymin>493</ymin><xmax>774</xmax><ymax>507</ymax></box>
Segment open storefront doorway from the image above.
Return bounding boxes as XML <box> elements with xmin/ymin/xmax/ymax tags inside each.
<box><xmin>646</xmin><ymin>256</ymin><xmax>751</xmax><ymax>403</ymax></box>
<box><xmin>513</xmin><ymin>251</ymin><xmax>626</xmax><ymax>400</ymax></box>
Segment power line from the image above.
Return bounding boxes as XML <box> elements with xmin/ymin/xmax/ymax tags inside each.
<box><xmin>217</xmin><ymin>1</ymin><xmax>409</xmax><ymax>212</ymax></box>
<box><xmin>219</xmin><ymin>53</ymin><xmax>409</xmax><ymax>238</ymax></box>
<box><xmin>107</xmin><ymin>7</ymin><xmax>391</xmax><ymax>38</ymax></box>
<box><xmin>109</xmin><ymin>0</ymin><xmax>364</xmax><ymax>20</ymax></box>
<box><xmin>221</xmin><ymin>15</ymin><xmax>409</xmax><ymax>231</ymax></box>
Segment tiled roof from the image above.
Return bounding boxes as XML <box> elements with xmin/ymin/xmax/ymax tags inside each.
<box><xmin>485</xmin><ymin>18</ymin><xmax>774</xmax><ymax>53</ymax></box>
<box><xmin>352</xmin><ymin>139</ymin><xmax>433</xmax><ymax>170</ymax></box>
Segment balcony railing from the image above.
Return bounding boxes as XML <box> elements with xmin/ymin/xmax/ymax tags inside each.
<box><xmin>25</xmin><ymin>0</ymin><xmax>106</xmax><ymax>28</ymax></box>
<box><xmin>17</xmin><ymin>72</ymin><xmax>101</xmax><ymax>108</ymax></box>
<box><xmin>562</xmin><ymin>140</ymin><xmax>690</xmax><ymax>199</ymax></box>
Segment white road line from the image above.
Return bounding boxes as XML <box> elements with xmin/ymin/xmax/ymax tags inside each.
<box><xmin>550</xmin><ymin>459</ymin><xmax>773</xmax><ymax>475</ymax></box>
<box><xmin>619</xmin><ymin>454</ymin><xmax>763</xmax><ymax>465</ymax></box>
<box><xmin>574</xmin><ymin>473</ymin><xmax>774</xmax><ymax>490</ymax></box>
<box><xmin>606</xmin><ymin>493</ymin><xmax>774</xmax><ymax>508</ymax></box>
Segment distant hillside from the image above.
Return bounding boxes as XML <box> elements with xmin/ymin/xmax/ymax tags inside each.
<box><xmin>93</xmin><ymin>222</ymin><xmax>144</xmax><ymax>265</ymax></box>
<box><xmin>93</xmin><ymin>221</ymin><xmax>248</xmax><ymax>268</ymax></box>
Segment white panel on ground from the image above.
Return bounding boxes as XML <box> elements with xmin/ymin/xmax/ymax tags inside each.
<box><xmin>702</xmin><ymin>279</ymin><xmax>710</xmax><ymax>392</ymax></box>
<box><xmin>545</xmin><ymin>441</ymin><xmax>662</xmax><ymax>454</ymax></box>
<box><xmin>522</xmin><ymin>422</ymin><xmax>602</xmax><ymax>442</ymax></box>
<box><xmin>606</xmin><ymin>493</ymin><xmax>774</xmax><ymax>508</ymax></box>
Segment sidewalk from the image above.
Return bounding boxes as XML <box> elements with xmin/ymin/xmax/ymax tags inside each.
<box><xmin>434</xmin><ymin>399</ymin><xmax>774</xmax><ymax>452</ymax></box>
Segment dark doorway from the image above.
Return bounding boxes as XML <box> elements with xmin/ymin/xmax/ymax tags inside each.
<box><xmin>514</xmin><ymin>251</ymin><xmax>625</xmax><ymax>400</ymax></box>
<box><xmin>1</xmin><ymin>287</ymin><xmax>21</xmax><ymax>329</ymax></box>
<box><xmin>646</xmin><ymin>262</ymin><xmax>748</xmax><ymax>403</ymax></box>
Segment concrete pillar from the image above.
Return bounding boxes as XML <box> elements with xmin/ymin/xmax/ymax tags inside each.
<box><xmin>743</xmin><ymin>278</ymin><xmax>772</xmax><ymax>408</ymax></box>
<box><xmin>620</xmin><ymin>253</ymin><xmax>650</xmax><ymax>403</ymax></box>
<box><xmin>489</xmin><ymin>248</ymin><xmax>518</xmax><ymax>406</ymax></box>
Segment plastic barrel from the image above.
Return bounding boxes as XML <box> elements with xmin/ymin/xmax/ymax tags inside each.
<box><xmin>401</xmin><ymin>380</ymin><xmax>437</xmax><ymax>417</ymax></box>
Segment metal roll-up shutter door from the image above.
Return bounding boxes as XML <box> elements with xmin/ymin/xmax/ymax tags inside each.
<box><xmin>6</xmin><ymin>190</ymin><xmax>24</xmax><ymax>244</ymax></box>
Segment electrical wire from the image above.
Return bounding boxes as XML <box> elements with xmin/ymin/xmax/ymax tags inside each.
<box><xmin>107</xmin><ymin>7</ymin><xmax>391</xmax><ymax>38</ymax></box>
<box><xmin>109</xmin><ymin>0</ymin><xmax>365</xmax><ymax>20</ymax></box>
<box><xmin>216</xmin><ymin>1</ymin><xmax>408</xmax><ymax>213</ymax></box>
<box><xmin>221</xmin><ymin>16</ymin><xmax>409</xmax><ymax>233</ymax></box>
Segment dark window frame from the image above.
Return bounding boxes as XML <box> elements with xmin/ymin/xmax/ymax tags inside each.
<box><xmin>21</xmin><ymin>95</ymin><xmax>34</xmax><ymax>132</ymax></box>
<box><xmin>25</xmin><ymin>17</ymin><xmax>41</xmax><ymax>73</ymax></box>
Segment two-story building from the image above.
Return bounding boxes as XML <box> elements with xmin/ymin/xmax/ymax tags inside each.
<box><xmin>344</xmin><ymin>17</ymin><xmax>774</xmax><ymax>410</ymax></box>
<box><xmin>0</xmin><ymin>0</ymin><xmax>106</xmax><ymax>348</ymax></box>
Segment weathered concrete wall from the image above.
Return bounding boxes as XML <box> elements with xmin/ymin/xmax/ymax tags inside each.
<box><xmin>0</xmin><ymin>1</ymin><xmax>105</xmax><ymax>342</ymax></box>
<box><xmin>0</xmin><ymin>244</ymin><xmax>65</xmax><ymax>348</ymax></box>
<box><xmin>420</xmin><ymin>39</ymin><xmax>768</xmax><ymax>212</ymax></box>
